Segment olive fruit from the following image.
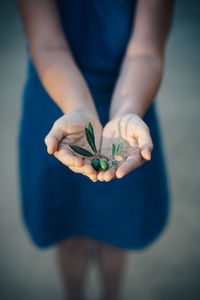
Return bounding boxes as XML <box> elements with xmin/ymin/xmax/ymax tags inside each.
<box><xmin>91</xmin><ymin>159</ymin><xmax>100</xmax><ymax>171</ymax></box>
<box><xmin>100</xmin><ymin>160</ymin><xmax>109</xmax><ymax>171</ymax></box>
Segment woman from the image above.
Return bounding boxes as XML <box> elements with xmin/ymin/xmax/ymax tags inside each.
<box><xmin>17</xmin><ymin>0</ymin><xmax>174</xmax><ymax>299</ymax></box>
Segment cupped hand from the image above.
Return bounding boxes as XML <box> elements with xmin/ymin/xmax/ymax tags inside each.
<box><xmin>97</xmin><ymin>113</ymin><xmax>153</xmax><ymax>182</ymax></box>
<box><xmin>45</xmin><ymin>110</ymin><xmax>102</xmax><ymax>182</ymax></box>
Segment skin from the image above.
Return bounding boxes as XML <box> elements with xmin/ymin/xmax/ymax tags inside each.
<box><xmin>17</xmin><ymin>0</ymin><xmax>102</xmax><ymax>183</ymax></box>
<box><xmin>98</xmin><ymin>113</ymin><xmax>153</xmax><ymax>181</ymax></box>
<box><xmin>45</xmin><ymin>109</ymin><xmax>102</xmax><ymax>182</ymax></box>
<box><xmin>17</xmin><ymin>0</ymin><xmax>174</xmax><ymax>183</ymax></box>
<box><xmin>17</xmin><ymin>1</ymin><xmax>174</xmax><ymax>299</ymax></box>
<box><xmin>99</xmin><ymin>0</ymin><xmax>175</xmax><ymax>181</ymax></box>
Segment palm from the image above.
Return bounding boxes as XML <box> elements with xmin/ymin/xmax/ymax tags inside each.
<box><xmin>58</xmin><ymin>112</ymin><xmax>101</xmax><ymax>154</ymax></box>
<box><xmin>45</xmin><ymin>110</ymin><xmax>102</xmax><ymax>181</ymax></box>
<box><xmin>102</xmin><ymin>130</ymin><xmax>141</xmax><ymax>160</ymax></box>
<box><xmin>98</xmin><ymin>114</ymin><xmax>152</xmax><ymax>181</ymax></box>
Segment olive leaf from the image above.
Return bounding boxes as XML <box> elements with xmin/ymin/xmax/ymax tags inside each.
<box><xmin>112</xmin><ymin>161</ymin><xmax>119</xmax><ymax>170</ymax></box>
<box><xmin>69</xmin><ymin>145</ymin><xmax>94</xmax><ymax>157</ymax></box>
<box><xmin>114</xmin><ymin>155</ymin><xmax>123</xmax><ymax>161</ymax></box>
<box><xmin>116</xmin><ymin>142</ymin><xmax>123</xmax><ymax>155</ymax></box>
<box><xmin>112</xmin><ymin>144</ymin><xmax>116</xmax><ymax>158</ymax></box>
<box><xmin>85</xmin><ymin>128</ymin><xmax>97</xmax><ymax>154</ymax></box>
<box><xmin>88</xmin><ymin>122</ymin><xmax>95</xmax><ymax>144</ymax></box>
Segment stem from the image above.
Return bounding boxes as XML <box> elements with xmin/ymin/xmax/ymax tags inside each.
<box><xmin>99</xmin><ymin>153</ymin><xmax>110</xmax><ymax>160</ymax></box>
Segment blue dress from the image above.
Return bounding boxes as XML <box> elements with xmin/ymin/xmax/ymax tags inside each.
<box><xmin>18</xmin><ymin>0</ymin><xmax>169</xmax><ymax>249</ymax></box>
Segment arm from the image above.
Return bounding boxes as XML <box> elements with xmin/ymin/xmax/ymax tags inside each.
<box><xmin>17</xmin><ymin>0</ymin><xmax>102</xmax><ymax>182</ymax></box>
<box><xmin>110</xmin><ymin>0</ymin><xmax>175</xmax><ymax>119</ymax></box>
<box><xmin>99</xmin><ymin>0</ymin><xmax>175</xmax><ymax>181</ymax></box>
<box><xmin>17</xmin><ymin>0</ymin><xmax>98</xmax><ymax>117</ymax></box>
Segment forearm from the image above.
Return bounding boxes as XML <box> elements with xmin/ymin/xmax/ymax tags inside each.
<box><xmin>110</xmin><ymin>0</ymin><xmax>174</xmax><ymax>120</ymax></box>
<box><xmin>31</xmin><ymin>45</ymin><xmax>98</xmax><ymax>116</ymax></box>
<box><xmin>109</xmin><ymin>49</ymin><xmax>163</xmax><ymax>119</ymax></box>
<box><xmin>17</xmin><ymin>0</ymin><xmax>98</xmax><ymax>117</ymax></box>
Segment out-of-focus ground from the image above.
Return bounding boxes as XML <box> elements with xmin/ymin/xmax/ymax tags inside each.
<box><xmin>0</xmin><ymin>0</ymin><xmax>200</xmax><ymax>299</ymax></box>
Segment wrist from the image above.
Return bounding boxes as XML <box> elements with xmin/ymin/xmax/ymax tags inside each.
<box><xmin>63</xmin><ymin>108</ymin><xmax>101</xmax><ymax>127</ymax></box>
<box><xmin>62</xmin><ymin>104</ymin><xmax>98</xmax><ymax>116</ymax></box>
<box><xmin>109</xmin><ymin>99</ymin><xmax>146</xmax><ymax>121</ymax></box>
<box><xmin>60</xmin><ymin>92</ymin><xmax>99</xmax><ymax>119</ymax></box>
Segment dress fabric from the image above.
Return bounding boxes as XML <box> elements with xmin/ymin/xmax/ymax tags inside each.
<box><xmin>18</xmin><ymin>0</ymin><xmax>170</xmax><ymax>249</ymax></box>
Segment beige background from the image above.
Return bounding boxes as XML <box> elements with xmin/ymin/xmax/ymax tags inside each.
<box><xmin>0</xmin><ymin>0</ymin><xmax>200</xmax><ymax>299</ymax></box>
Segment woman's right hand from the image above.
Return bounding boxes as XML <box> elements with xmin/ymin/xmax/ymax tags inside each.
<box><xmin>45</xmin><ymin>110</ymin><xmax>102</xmax><ymax>182</ymax></box>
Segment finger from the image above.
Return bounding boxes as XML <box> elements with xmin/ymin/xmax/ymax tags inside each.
<box><xmin>116</xmin><ymin>155</ymin><xmax>144</xmax><ymax>179</ymax></box>
<box><xmin>89</xmin><ymin>175</ymin><xmax>98</xmax><ymax>182</ymax></box>
<box><xmin>54</xmin><ymin>147</ymin><xmax>84</xmax><ymax>167</ymax></box>
<box><xmin>82</xmin><ymin>164</ymin><xmax>97</xmax><ymax>177</ymax></box>
<box><xmin>97</xmin><ymin>171</ymin><xmax>106</xmax><ymax>182</ymax></box>
<box><xmin>83</xmin><ymin>159</ymin><xmax>97</xmax><ymax>176</ymax></box>
<box><xmin>69</xmin><ymin>167</ymin><xmax>97</xmax><ymax>182</ymax></box>
<box><xmin>45</xmin><ymin>128</ymin><xmax>64</xmax><ymax>154</ymax></box>
<box><xmin>103</xmin><ymin>168</ymin><xmax>116</xmax><ymax>182</ymax></box>
<box><xmin>69</xmin><ymin>163</ymin><xmax>98</xmax><ymax>182</ymax></box>
<box><xmin>68</xmin><ymin>165</ymin><xmax>86</xmax><ymax>175</ymax></box>
<box><xmin>69</xmin><ymin>158</ymin><xmax>97</xmax><ymax>182</ymax></box>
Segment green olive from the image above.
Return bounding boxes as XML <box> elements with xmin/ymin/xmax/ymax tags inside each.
<box><xmin>91</xmin><ymin>159</ymin><xmax>100</xmax><ymax>171</ymax></box>
<box><xmin>100</xmin><ymin>160</ymin><xmax>109</xmax><ymax>171</ymax></box>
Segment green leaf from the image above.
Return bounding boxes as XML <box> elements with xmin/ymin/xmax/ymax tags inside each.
<box><xmin>88</xmin><ymin>122</ymin><xmax>95</xmax><ymax>144</ymax></box>
<box><xmin>69</xmin><ymin>145</ymin><xmax>94</xmax><ymax>157</ymax></box>
<box><xmin>85</xmin><ymin>127</ymin><xmax>97</xmax><ymax>154</ymax></box>
<box><xmin>112</xmin><ymin>161</ymin><xmax>119</xmax><ymax>170</ymax></box>
<box><xmin>112</xmin><ymin>144</ymin><xmax>116</xmax><ymax>158</ymax></box>
<box><xmin>117</xmin><ymin>142</ymin><xmax>123</xmax><ymax>155</ymax></box>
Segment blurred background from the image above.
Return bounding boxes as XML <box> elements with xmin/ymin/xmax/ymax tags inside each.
<box><xmin>0</xmin><ymin>0</ymin><xmax>199</xmax><ymax>299</ymax></box>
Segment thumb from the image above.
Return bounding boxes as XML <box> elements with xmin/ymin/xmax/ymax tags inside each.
<box><xmin>139</xmin><ymin>141</ymin><xmax>153</xmax><ymax>160</ymax></box>
<box><xmin>44</xmin><ymin>126</ymin><xmax>65</xmax><ymax>154</ymax></box>
<box><xmin>137</xmin><ymin>127</ymin><xmax>153</xmax><ymax>160</ymax></box>
<box><xmin>127</xmin><ymin>115</ymin><xmax>153</xmax><ymax>160</ymax></box>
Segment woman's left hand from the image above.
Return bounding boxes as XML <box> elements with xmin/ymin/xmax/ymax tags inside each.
<box><xmin>97</xmin><ymin>113</ymin><xmax>153</xmax><ymax>182</ymax></box>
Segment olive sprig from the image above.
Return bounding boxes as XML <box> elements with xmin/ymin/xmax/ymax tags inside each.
<box><xmin>69</xmin><ymin>123</ymin><xmax>123</xmax><ymax>172</ymax></box>
<box><xmin>69</xmin><ymin>122</ymin><xmax>99</xmax><ymax>158</ymax></box>
<box><xmin>111</xmin><ymin>142</ymin><xmax>123</xmax><ymax>170</ymax></box>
